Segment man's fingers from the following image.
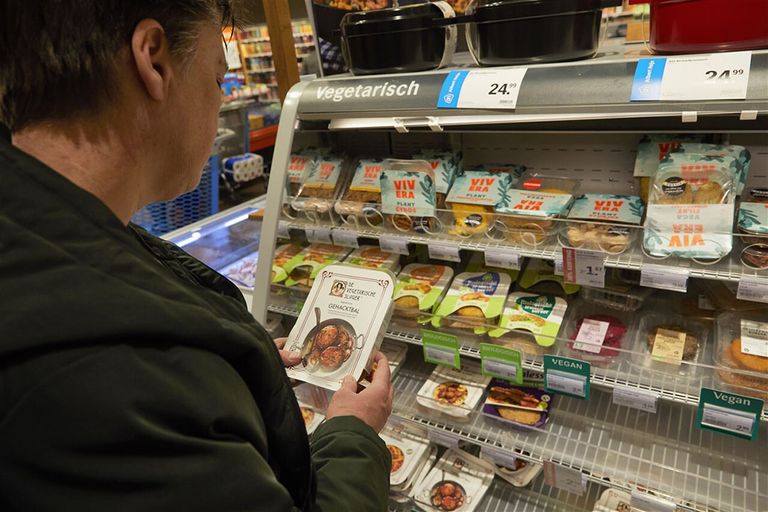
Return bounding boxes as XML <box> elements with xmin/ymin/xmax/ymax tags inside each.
<box><xmin>280</xmin><ymin>350</ymin><xmax>302</xmax><ymax>367</ymax></box>
<box><xmin>274</xmin><ymin>337</ymin><xmax>288</xmax><ymax>350</ymax></box>
<box><xmin>369</xmin><ymin>352</ymin><xmax>391</xmax><ymax>388</ymax></box>
<box><xmin>340</xmin><ymin>374</ymin><xmax>359</xmax><ymax>393</ymax></box>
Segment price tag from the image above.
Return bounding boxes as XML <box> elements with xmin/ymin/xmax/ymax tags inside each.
<box><xmin>640</xmin><ymin>264</ymin><xmax>689</xmax><ymax>293</ymax></box>
<box><xmin>331</xmin><ymin>229</ymin><xmax>359</xmax><ymax>248</ymax></box>
<box><xmin>631</xmin><ymin>51</ymin><xmax>752</xmax><ymax>101</ymax></box>
<box><xmin>741</xmin><ymin>320</ymin><xmax>768</xmax><ymax>358</ymax></box>
<box><xmin>630</xmin><ymin>491</ymin><xmax>676</xmax><ymax>512</ymax></box>
<box><xmin>428</xmin><ymin>243</ymin><xmax>461</xmax><ymax>262</ymax></box>
<box><xmin>421</xmin><ymin>329</ymin><xmax>460</xmax><ymax>369</ymax></box>
<box><xmin>304</xmin><ymin>226</ymin><xmax>333</xmax><ymax>244</ymax></box>
<box><xmin>562</xmin><ymin>248</ymin><xmax>605</xmax><ymax>288</ymax></box>
<box><xmin>484</xmin><ymin>249</ymin><xmax>521</xmax><ymax>270</ymax></box>
<box><xmin>379</xmin><ymin>236</ymin><xmax>410</xmax><ymax>255</ymax></box>
<box><xmin>542</xmin><ymin>461</ymin><xmax>586</xmax><ymax>496</ymax></box>
<box><xmin>428</xmin><ymin>430</ymin><xmax>460</xmax><ymax>449</ymax></box>
<box><xmin>277</xmin><ymin>221</ymin><xmax>291</xmax><ymax>240</ymax></box>
<box><xmin>612</xmin><ymin>386</ymin><xmax>659</xmax><ymax>414</ymax></box>
<box><xmin>697</xmin><ymin>388</ymin><xmax>763</xmax><ymax>440</ymax></box>
<box><xmin>737</xmin><ymin>276</ymin><xmax>768</xmax><ymax>304</ymax></box>
<box><xmin>544</xmin><ymin>356</ymin><xmax>590</xmax><ymax>400</ymax></box>
<box><xmin>482</xmin><ymin>446</ymin><xmax>522</xmax><ymax>470</ymax></box>
<box><xmin>480</xmin><ymin>343</ymin><xmax>523</xmax><ymax>384</ymax></box>
<box><xmin>554</xmin><ymin>255</ymin><xmax>564</xmax><ymax>276</ymax></box>
<box><xmin>650</xmin><ymin>328</ymin><xmax>686</xmax><ymax>366</ymax></box>
<box><xmin>572</xmin><ymin>319</ymin><xmax>609</xmax><ymax>354</ymax></box>
<box><xmin>437</xmin><ymin>68</ymin><xmax>528</xmax><ymax>110</ymax></box>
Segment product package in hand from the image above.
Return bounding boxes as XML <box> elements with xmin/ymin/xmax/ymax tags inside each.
<box><xmin>284</xmin><ymin>264</ymin><xmax>395</xmax><ymax>390</ymax></box>
<box><xmin>411</xmin><ymin>448</ymin><xmax>494</xmax><ymax>512</ymax></box>
<box><xmin>643</xmin><ymin>153</ymin><xmax>738</xmax><ymax>261</ymax></box>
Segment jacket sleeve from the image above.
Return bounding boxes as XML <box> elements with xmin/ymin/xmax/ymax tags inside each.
<box><xmin>0</xmin><ymin>344</ymin><xmax>381</xmax><ymax>512</ymax></box>
<box><xmin>310</xmin><ymin>416</ymin><xmax>391</xmax><ymax>512</ymax></box>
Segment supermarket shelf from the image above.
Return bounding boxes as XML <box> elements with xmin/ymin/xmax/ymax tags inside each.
<box><xmin>266</xmin><ymin>299</ymin><xmax>768</xmax><ymax>423</ymax></box>
<box><xmin>282</xmin><ymin>220</ymin><xmax>768</xmax><ymax>284</ymax></box>
<box><xmin>390</xmin><ymin>355</ymin><xmax>768</xmax><ymax>512</ymax></box>
<box><xmin>250</xmin><ymin>125</ymin><xmax>279</xmax><ymax>151</ymax></box>
<box><xmin>390</xmin><ymin>468</ymin><xmax>602</xmax><ymax>512</ymax></box>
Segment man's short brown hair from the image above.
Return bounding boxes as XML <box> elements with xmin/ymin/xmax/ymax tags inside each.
<box><xmin>0</xmin><ymin>1</ymin><xmax>234</xmax><ymax>132</ymax></box>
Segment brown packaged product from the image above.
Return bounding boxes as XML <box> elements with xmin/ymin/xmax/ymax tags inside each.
<box><xmin>646</xmin><ymin>325</ymin><xmax>699</xmax><ymax>361</ymax></box>
<box><xmin>335</xmin><ymin>158</ymin><xmax>385</xmax><ymax>225</ymax></box>
<box><xmin>715</xmin><ymin>311</ymin><xmax>768</xmax><ymax>400</ymax></box>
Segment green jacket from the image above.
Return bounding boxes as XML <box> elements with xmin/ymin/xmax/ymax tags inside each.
<box><xmin>0</xmin><ymin>141</ymin><xmax>390</xmax><ymax>511</ymax></box>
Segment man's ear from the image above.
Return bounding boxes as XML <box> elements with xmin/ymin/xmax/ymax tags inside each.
<box><xmin>131</xmin><ymin>19</ymin><xmax>173</xmax><ymax>101</ymax></box>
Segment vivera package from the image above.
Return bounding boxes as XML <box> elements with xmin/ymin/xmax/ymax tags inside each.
<box><xmin>335</xmin><ymin>158</ymin><xmax>385</xmax><ymax>225</ymax></box>
<box><xmin>292</xmin><ymin>154</ymin><xmax>348</xmax><ymax>217</ymax></box>
<box><xmin>563</xmin><ymin>194</ymin><xmax>645</xmax><ymax>254</ymax></box>
<box><xmin>643</xmin><ymin>154</ymin><xmax>737</xmax><ymax>260</ymax></box>
<box><xmin>285</xmin><ymin>264</ymin><xmax>395</xmax><ymax>391</ymax></box>
<box><xmin>633</xmin><ymin>135</ymin><xmax>705</xmax><ymax>202</ymax></box>
<box><xmin>446</xmin><ymin>170</ymin><xmax>515</xmax><ymax>237</ymax></box>
<box><xmin>380</xmin><ymin>159</ymin><xmax>438</xmax><ymax>233</ymax></box>
<box><xmin>669</xmin><ymin>143</ymin><xmax>751</xmax><ymax>194</ymax></box>
<box><xmin>413</xmin><ymin>149</ymin><xmax>462</xmax><ymax>207</ymax></box>
<box><xmin>431</xmin><ymin>271</ymin><xmax>512</xmax><ymax>335</ymax></box>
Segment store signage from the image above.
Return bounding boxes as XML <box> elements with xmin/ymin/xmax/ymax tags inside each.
<box><xmin>437</xmin><ymin>69</ymin><xmax>528</xmax><ymax>110</ymax></box>
<box><xmin>640</xmin><ymin>264</ymin><xmax>689</xmax><ymax>293</ymax></box>
<box><xmin>480</xmin><ymin>343</ymin><xmax>523</xmax><ymax>384</ymax></box>
<box><xmin>696</xmin><ymin>388</ymin><xmax>763</xmax><ymax>441</ymax></box>
<box><xmin>299</xmin><ymin>74</ymin><xmax>448</xmax><ymax>113</ymax></box>
<box><xmin>330</xmin><ymin>229</ymin><xmax>359</xmax><ymax>248</ymax></box>
<box><xmin>631</xmin><ymin>51</ymin><xmax>752</xmax><ymax>101</ymax></box>
<box><xmin>630</xmin><ymin>491</ymin><xmax>676</xmax><ymax>512</ymax></box>
<box><xmin>543</xmin><ymin>461</ymin><xmax>586</xmax><ymax>495</ymax></box>
<box><xmin>428</xmin><ymin>243</ymin><xmax>461</xmax><ymax>262</ymax></box>
<box><xmin>304</xmin><ymin>226</ymin><xmax>333</xmax><ymax>244</ymax></box>
<box><xmin>379</xmin><ymin>236</ymin><xmax>410</xmax><ymax>255</ymax></box>
<box><xmin>612</xmin><ymin>386</ymin><xmax>659</xmax><ymax>414</ymax></box>
<box><xmin>543</xmin><ymin>356</ymin><xmax>590</xmax><ymax>400</ymax></box>
<box><xmin>484</xmin><ymin>249</ymin><xmax>521</xmax><ymax>270</ymax></box>
<box><xmin>562</xmin><ymin>248</ymin><xmax>605</xmax><ymax>288</ymax></box>
<box><xmin>421</xmin><ymin>329</ymin><xmax>461</xmax><ymax>369</ymax></box>
<box><xmin>737</xmin><ymin>276</ymin><xmax>768</xmax><ymax>304</ymax></box>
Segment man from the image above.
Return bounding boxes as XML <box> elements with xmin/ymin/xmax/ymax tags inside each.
<box><xmin>0</xmin><ymin>2</ymin><xmax>393</xmax><ymax>511</ymax></box>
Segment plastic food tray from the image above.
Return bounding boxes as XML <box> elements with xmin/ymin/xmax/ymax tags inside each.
<box><xmin>630</xmin><ymin>311</ymin><xmax>708</xmax><ymax>376</ymax></box>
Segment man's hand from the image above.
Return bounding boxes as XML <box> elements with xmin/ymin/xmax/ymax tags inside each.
<box><xmin>326</xmin><ymin>352</ymin><xmax>394</xmax><ymax>433</ymax></box>
<box><xmin>273</xmin><ymin>337</ymin><xmax>302</xmax><ymax>368</ymax></box>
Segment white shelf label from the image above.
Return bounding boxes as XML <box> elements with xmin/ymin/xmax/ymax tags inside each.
<box><xmin>304</xmin><ymin>226</ymin><xmax>333</xmax><ymax>244</ymax></box>
<box><xmin>562</xmin><ymin>248</ymin><xmax>605</xmax><ymax>288</ymax></box>
<box><xmin>701</xmin><ymin>403</ymin><xmax>755</xmax><ymax>437</ymax></box>
<box><xmin>482</xmin><ymin>446</ymin><xmax>521</xmax><ymax>470</ymax></box>
<box><xmin>428</xmin><ymin>430</ymin><xmax>459</xmax><ymax>449</ymax></box>
<box><xmin>613</xmin><ymin>386</ymin><xmax>659</xmax><ymax>414</ymax></box>
<box><xmin>640</xmin><ymin>264</ymin><xmax>689</xmax><ymax>293</ymax></box>
<box><xmin>554</xmin><ymin>255</ymin><xmax>564</xmax><ymax>276</ymax></box>
<box><xmin>630</xmin><ymin>490</ymin><xmax>676</xmax><ymax>512</ymax></box>
<box><xmin>573</xmin><ymin>319</ymin><xmax>609</xmax><ymax>354</ymax></box>
<box><xmin>542</xmin><ymin>461</ymin><xmax>586</xmax><ymax>496</ymax></box>
<box><xmin>428</xmin><ymin>243</ymin><xmax>461</xmax><ymax>262</ymax></box>
<box><xmin>437</xmin><ymin>68</ymin><xmax>528</xmax><ymax>110</ymax></box>
<box><xmin>546</xmin><ymin>370</ymin><xmax>587</xmax><ymax>399</ymax></box>
<box><xmin>741</xmin><ymin>320</ymin><xmax>768</xmax><ymax>358</ymax></box>
<box><xmin>737</xmin><ymin>276</ymin><xmax>768</xmax><ymax>304</ymax></box>
<box><xmin>379</xmin><ymin>236</ymin><xmax>410</xmax><ymax>255</ymax></box>
<box><xmin>424</xmin><ymin>345</ymin><xmax>458</xmax><ymax>367</ymax></box>
<box><xmin>277</xmin><ymin>221</ymin><xmax>290</xmax><ymax>240</ymax></box>
<box><xmin>482</xmin><ymin>359</ymin><xmax>518</xmax><ymax>381</ymax></box>
<box><xmin>484</xmin><ymin>249</ymin><xmax>521</xmax><ymax>270</ymax></box>
<box><xmin>331</xmin><ymin>229</ymin><xmax>359</xmax><ymax>248</ymax></box>
<box><xmin>631</xmin><ymin>51</ymin><xmax>752</xmax><ymax>101</ymax></box>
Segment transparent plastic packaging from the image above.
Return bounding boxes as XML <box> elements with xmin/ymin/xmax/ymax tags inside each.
<box><xmin>392</xmin><ymin>264</ymin><xmax>454</xmax><ymax>325</ymax></box>
<box><xmin>413</xmin><ymin>150</ymin><xmax>462</xmax><ymax>208</ymax></box>
<box><xmin>714</xmin><ymin>311</ymin><xmax>768</xmax><ymax>400</ymax></box>
<box><xmin>562</xmin><ymin>299</ymin><xmax>634</xmax><ymax>368</ymax></box>
<box><xmin>487</xmin><ymin>292</ymin><xmax>568</xmax><ymax>357</ymax></box>
<box><xmin>379</xmin><ymin>159</ymin><xmax>440</xmax><ymax>234</ymax></box>
<box><xmin>431</xmin><ymin>271</ymin><xmax>512</xmax><ymax>335</ymax></box>
<box><xmin>579</xmin><ymin>271</ymin><xmax>653</xmax><ymax>312</ymax></box>
<box><xmin>335</xmin><ymin>158</ymin><xmax>385</xmax><ymax>227</ymax></box>
<box><xmin>561</xmin><ymin>194</ymin><xmax>645</xmax><ymax>255</ymax></box>
<box><xmin>411</xmin><ymin>448</ymin><xmax>494</xmax><ymax>512</ymax></box>
<box><xmin>290</xmin><ymin>154</ymin><xmax>349</xmax><ymax>223</ymax></box>
<box><xmin>444</xmin><ymin>170</ymin><xmax>515</xmax><ymax>238</ymax></box>
<box><xmin>630</xmin><ymin>311</ymin><xmax>708</xmax><ymax>375</ymax></box>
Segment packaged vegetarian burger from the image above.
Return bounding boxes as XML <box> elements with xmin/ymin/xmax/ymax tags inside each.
<box><xmin>487</xmin><ymin>292</ymin><xmax>568</xmax><ymax>356</ymax></box>
<box><xmin>416</xmin><ymin>361</ymin><xmax>490</xmax><ymax>419</ymax></box>
<box><xmin>393</xmin><ymin>263</ymin><xmax>454</xmax><ymax>324</ymax></box>
<box><xmin>643</xmin><ymin>154</ymin><xmax>737</xmax><ymax>261</ymax></box>
<box><xmin>291</xmin><ymin>154</ymin><xmax>348</xmax><ymax>219</ymax></box>
<box><xmin>282</xmin><ymin>244</ymin><xmax>352</xmax><ymax>289</ymax></box>
<box><xmin>482</xmin><ymin>379</ymin><xmax>553</xmax><ymax>429</ymax></box>
<box><xmin>714</xmin><ymin>311</ymin><xmax>768</xmax><ymax>400</ymax></box>
<box><xmin>431</xmin><ymin>271</ymin><xmax>512</xmax><ymax>335</ymax></box>
<box><xmin>445</xmin><ymin>169</ymin><xmax>515</xmax><ymax>237</ymax></box>
<box><xmin>284</xmin><ymin>264</ymin><xmax>395</xmax><ymax>391</ymax></box>
<box><xmin>380</xmin><ymin>159</ymin><xmax>438</xmax><ymax>233</ymax></box>
<box><xmin>630</xmin><ymin>311</ymin><xmax>708</xmax><ymax>376</ymax></box>
<box><xmin>633</xmin><ymin>134</ymin><xmax>706</xmax><ymax>203</ymax></box>
<box><xmin>335</xmin><ymin>158</ymin><xmax>385</xmax><ymax>226</ymax></box>
<box><xmin>563</xmin><ymin>194</ymin><xmax>645</xmax><ymax>254</ymax></box>
<box><xmin>412</xmin><ymin>448</ymin><xmax>494</xmax><ymax>512</ymax></box>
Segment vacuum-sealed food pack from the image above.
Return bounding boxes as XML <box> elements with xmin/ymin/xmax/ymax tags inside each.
<box><xmin>416</xmin><ymin>361</ymin><xmax>490</xmax><ymax>419</ymax></box>
<box><xmin>563</xmin><ymin>299</ymin><xmax>634</xmax><ymax>368</ymax></box>
<box><xmin>482</xmin><ymin>379</ymin><xmax>553</xmax><ymax>429</ymax></box>
<box><xmin>631</xmin><ymin>311</ymin><xmax>708</xmax><ymax>375</ymax></box>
